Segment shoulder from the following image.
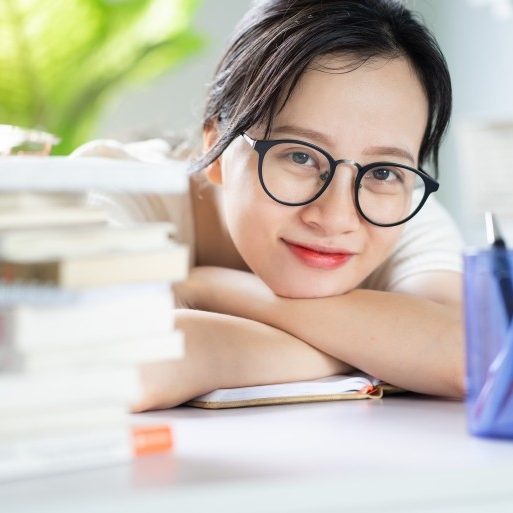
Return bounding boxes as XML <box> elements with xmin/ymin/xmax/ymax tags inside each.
<box><xmin>71</xmin><ymin>139</ymin><xmax>196</xmax><ymax>262</ymax></box>
<box><xmin>71</xmin><ymin>138</ymin><xmax>176</xmax><ymax>163</ymax></box>
<box><xmin>362</xmin><ymin>196</ymin><xmax>464</xmax><ymax>292</ymax></box>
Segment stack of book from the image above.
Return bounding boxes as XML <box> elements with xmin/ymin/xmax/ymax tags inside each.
<box><xmin>0</xmin><ymin>156</ymin><xmax>190</xmax><ymax>482</ymax></box>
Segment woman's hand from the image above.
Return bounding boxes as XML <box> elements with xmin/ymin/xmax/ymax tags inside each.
<box><xmin>131</xmin><ymin>308</ymin><xmax>352</xmax><ymax>413</ymax></box>
<box><xmin>171</xmin><ymin>277</ymin><xmax>199</xmax><ymax>310</ymax></box>
<box><xmin>171</xmin><ymin>266</ymin><xmax>223</xmax><ymax>309</ymax></box>
<box><xmin>131</xmin><ymin>309</ymin><xmax>224</xmax><ymax>412</ymax></box>
<box><xmin>173</xmin><ymin>266</ymin><xmax>279</xmax><ymax>320</ymax></box>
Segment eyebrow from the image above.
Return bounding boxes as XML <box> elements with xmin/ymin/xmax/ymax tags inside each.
<box><xmin>271</xmin><ymin>124</ymin><xmax>416</xmax><ymax>165</ymax></box>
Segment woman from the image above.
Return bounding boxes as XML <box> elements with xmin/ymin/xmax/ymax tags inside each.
<box><xmin>76</xmin><ymin>0</ymin><xmax>464</xmax><ymax>411</ymax></box>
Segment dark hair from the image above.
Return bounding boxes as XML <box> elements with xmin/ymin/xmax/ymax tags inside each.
<box><xmin>193</xmin><ymin>0</ymin><xmax>451</xmax><ymax>178</ymax></box>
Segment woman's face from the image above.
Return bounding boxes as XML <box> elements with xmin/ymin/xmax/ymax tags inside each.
<box><xmin>205</xmin><ymin>55</ymin><xmax>428</xmax><ymax>298</ymax></box>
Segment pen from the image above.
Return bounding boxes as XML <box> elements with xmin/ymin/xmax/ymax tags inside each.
<box><xmin>484</xmin><ymin>211</ymin><xmax>513</xmax><ymax>322</ymax></box>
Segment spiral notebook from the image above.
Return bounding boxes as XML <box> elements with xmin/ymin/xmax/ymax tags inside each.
<box><xmin>187</xmin><ymin>373</ymin><xmax>402</xmax><ymax>409</ymax></box>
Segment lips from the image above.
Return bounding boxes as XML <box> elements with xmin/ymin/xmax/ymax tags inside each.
<box><xmin>282</xmin><ymin>239</ymin><xmax>355</xmax><ymax>270</ymax></box>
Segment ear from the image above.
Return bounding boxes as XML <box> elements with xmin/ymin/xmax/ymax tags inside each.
<box><xmin>202</xmin><ymin>121</ymin><xmax>223</xmax><ymax>185</ymax></box>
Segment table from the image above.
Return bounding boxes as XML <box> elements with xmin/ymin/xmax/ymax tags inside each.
<box><xmin>2</xmin><ymin>394</ymin><xmax>513</xmax><ymax>512</ymax></box>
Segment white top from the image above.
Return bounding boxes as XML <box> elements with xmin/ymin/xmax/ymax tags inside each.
<box><xmin>72</xmin><ymin>139</ymin><xmax>464</xmax><ymax>289</ymax></box>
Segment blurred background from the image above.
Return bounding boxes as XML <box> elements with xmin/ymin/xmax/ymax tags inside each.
<box><xmin>1</xmin><ymin>0</ymin><xmax>513</xmax><ymax>245</ymax></box>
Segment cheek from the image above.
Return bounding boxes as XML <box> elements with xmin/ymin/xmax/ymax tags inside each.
<box><xmin>366</xmin><ymin>225</ymin><xmax>404</xmax><ymax>262</ymax></box>
<box><xmin>223</xmin><ymin>161</ymin><xmax>261</xmax><ymax>238</ymax></box>
<box><xmin>222</xmin><ymin>167</ymin><xmax>285</xmax><ymax>266</ymax></box>
<box><xmin>224</xmin><ymin>191</ymin><xmax>305</xmax><ymax>290</ymax></box>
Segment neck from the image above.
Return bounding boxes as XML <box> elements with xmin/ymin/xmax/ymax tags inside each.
<box><xmin>190</xmin><ymin>171</ymin><xmax>251</xmax><ymax>272</ymax></box>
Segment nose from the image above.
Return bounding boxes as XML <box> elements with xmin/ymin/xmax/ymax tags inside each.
<box><xmin>298</xmin><ymin>162</ymin><xmax>361</xmax><ymax>235</ymax></box>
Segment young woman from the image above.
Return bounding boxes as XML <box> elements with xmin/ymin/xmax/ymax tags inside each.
<box><xmin>75</xmin><ymin>0</ymin><xmax>465</xmax><ymax>411</ymax></box>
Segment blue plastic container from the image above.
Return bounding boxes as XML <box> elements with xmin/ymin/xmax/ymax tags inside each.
<box><xmin>464</xmin><ymin>248</ymin><xmax>513</xmax><ymax>438</ymax></box>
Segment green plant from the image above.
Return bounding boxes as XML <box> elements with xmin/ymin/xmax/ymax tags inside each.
<box><xmin>0</xmin><ymin>0</ymin><xmax>204</xmax><ymax>154</ymax></box>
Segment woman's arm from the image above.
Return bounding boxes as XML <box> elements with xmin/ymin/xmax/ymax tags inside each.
<box><xmin>178</xmin><ymin>267</ymin><xmax>465</xmax><ymax>399</ymax></box>
<box><xmin>132</xmin><ymin>308</ymin><xmax>351</xmax><ymax>412</ymax></box>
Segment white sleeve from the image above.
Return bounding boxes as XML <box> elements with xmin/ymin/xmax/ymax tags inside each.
<box><xmin>362</xmin><ymin>196</ymin><xmax>464</xmax><ymax>292</ymax></box>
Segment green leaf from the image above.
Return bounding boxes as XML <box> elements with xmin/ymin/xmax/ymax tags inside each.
<box><xmin>0</xmin><ymin>0</ymin><xmax>204</xmax><ymax>154</ymax></box>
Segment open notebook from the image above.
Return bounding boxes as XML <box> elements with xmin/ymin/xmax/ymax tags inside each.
<box><xmin>187</xmin><ymin>373</ymin><xmax>402</xmax><ymax>409</ymax></box>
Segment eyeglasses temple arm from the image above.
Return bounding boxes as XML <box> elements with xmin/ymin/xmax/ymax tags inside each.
<box><xmin>241</xmin><ymin>132</ymin><xmax>256</xmax><ymax>148</ymax></box>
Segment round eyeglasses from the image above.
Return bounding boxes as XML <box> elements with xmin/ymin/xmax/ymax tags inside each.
<box><xmin>241</xmin><ymin>132</ymin><xmax>439</xmax><ymax>227</ymax></box>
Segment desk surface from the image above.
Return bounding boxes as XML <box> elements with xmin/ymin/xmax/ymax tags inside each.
<box><xmin>2</xmin><ymin>394</ymin><xmax>513</xmax><ymax>513</ymax></box>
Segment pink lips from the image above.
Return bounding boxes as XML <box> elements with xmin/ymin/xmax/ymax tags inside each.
<box><xmin>283</xmin><ymin>240</ymin><xmax>354</xmax><ymax>270</ymax></box>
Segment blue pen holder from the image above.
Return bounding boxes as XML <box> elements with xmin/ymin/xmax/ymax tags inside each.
<box><xmin>464</xmin><ymin>249</ymin><xmax>513</xmax><ymax>438</ymax></box>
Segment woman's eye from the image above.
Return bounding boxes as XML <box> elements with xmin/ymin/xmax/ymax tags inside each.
<box><xmin>370</xmin><ymin>167</ymin><xmax>401</xmax><ymax>181</ymax></box>
<box><xmin>372</xmin><ymin>168</ymin><xmax>391</xmax><ymax>180</ymax></box>
<box><xmin>291</xmin><ymin>152</ymin><xmax>313</xmax><ymax>165</ymax></box>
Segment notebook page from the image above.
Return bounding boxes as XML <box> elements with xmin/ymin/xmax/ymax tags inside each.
<box><xmin>193</xmin><ymin>374</ymin><xmax>379</xmax><ymax>403</ymax></box>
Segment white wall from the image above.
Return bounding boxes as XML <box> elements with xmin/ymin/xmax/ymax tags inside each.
<box><xmin>414</xmin><ymin>0</ymin><xmax>513</xmax><ymax>244</ymax></box>
<box><xmin>97</xmin><ymin>0</ymin><xmax>513</xmax><ymax>245</ymax></box>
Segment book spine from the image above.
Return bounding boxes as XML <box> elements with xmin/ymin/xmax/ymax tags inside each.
<box><xmin>0</xmin><ymin>222</ymin><xmax>175</xmax><ymax>260</ymax></box>
<box><xmin>0</xmin><ymin>191</ymin><xmax>87</xmax><ymax>210</ymax></box>
<box><xmin>0</xmin><ymin>261</ymin><xmax>59</xmax><ymax>284</ymax></box>
<box><xmin>0</xmin><ymin>283</ymin><xmax>79</xmax><ymax>307</ymax></box>
<box><xmin>62</xmin><ymin>246</ymin><xmax>189</xmax><ymax>288</ymax></box>
<box><xmin>0</xmin><ymin>246</ymin><xmax>189</xmax><ymax>287</ymax></box>
<box><xmin>0</xmin><ymin>424</ymin><xmax>173</xmax><ymax>483</ymax></box>
<box><xmin>0</xmin><ymin>280</ymin><xmax>174</xmax><ymax>308</ymax></box>
<box><xmin>0</xmin><ymin>207</ymin><xmax>108</xmax><ymax>230</ymax></box>
<box><xmin>1</xmin><ymin>292</ymin><xmax>174</xmax><ymax>350</ymax></box>
<box><xmin>0</xmin><ymin>156</ymin><xmax>188</xmax><ymax>193</ymax></box>
<box><xmin>0</xmin><ymin>367</ymin><xmax>141</xmax><ymax>414</ymax></box>
<box><xmin>5</xmin><ymin>331</ymin><xmax>185</xmax><ymax>372</ymax></box>
<box><xmin>0</xmin><ymin>405</ymin><xmax>128</xmax><ymax>437</ymax></box>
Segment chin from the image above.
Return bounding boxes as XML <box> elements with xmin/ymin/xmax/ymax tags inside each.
<box><xmin>265</xmin><ymin>276</ymin><xmax>353</xmax><ymax>299</ymax></box>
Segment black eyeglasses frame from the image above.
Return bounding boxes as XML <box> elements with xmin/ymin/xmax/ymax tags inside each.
<box><xmin>241</xmin><ymin>133</ymin><xmax>439</xmax><ymax>227</ymax></box>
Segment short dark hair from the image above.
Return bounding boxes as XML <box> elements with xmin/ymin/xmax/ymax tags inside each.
<box><xmin>193</xmin><ymin>0</ymin><xmax>451</xmax><ymax>178</ymax></box>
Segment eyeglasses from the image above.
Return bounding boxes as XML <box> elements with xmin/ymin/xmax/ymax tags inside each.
<box><xmin>241</xmin><ymin>132</ymin><xmax>439</xmax><ymax>227</ymax></box>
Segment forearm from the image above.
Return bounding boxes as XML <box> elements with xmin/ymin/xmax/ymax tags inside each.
<box><xmin>271</xmin><ymin>290</ymin><xmax>464</xmax><ymax>399</ymax></box>
<box><xmin>187</xmin><ymin>267</ymin><xmax>464</xmax><ymax>398</ymax></box>
<box><xmin>133</xmin><ymin>309</ymin><xmax>350</xmax><ymax>412</ymax></box>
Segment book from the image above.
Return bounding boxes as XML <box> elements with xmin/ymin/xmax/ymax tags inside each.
<box><xmin>0</xmin><ymin>424</ymin><xmax>173</xmax><ymax>483</ymax></box>
<box><xmin>0</xmin><ymin>367</ymin><xmax>141</xmax><ymax>414</ymax></box>
<box><xmin>0</xmin><ymin>154</ymin><xmax>187</xmax><ymax>484</ymax></box>
<box><xmin>0</xmin><ymin>280</ymin><xmax>174</xmax><ymax>307</ymax></box>
<box><xmin>0</xmin><ymin>244</ymin><xmax>189</xmax><ymax>288</ymax></box>
<box><xmin>0</xmin><ymin>283</ymin><xmax>175</xmax><ymax>350</ymax></box>
<box><xmin>0</xmin><ymin>156</ymin><xmax>188</xmax><ymax>193</ymax></box>
<box><xmin>0</xmin><ymin>404</ymin><xmax>129</xmax><ymax>437</ymax></box>
<box><xmin>0</xmin><ymin>191</ymin><xmax>87</xmax><ymax>210</ymax></box>
<box><xmin>0</xmin><ymin>206</ymin><xmax>108</xmax><ymax>230</ymax></box>
<box><xmin>0</xmin><ymin>222</ymin><xmax>176</xmax><ymax>261</ymax></box>
<box><xmin>1</xmin><ymin>331</ymin><xmax>185</xmax><ymax>372</ymax></box>
<box><xmin>187</xmin><ymin>374</ymin><xmax>402</xmax><ymax>409</ymax></box>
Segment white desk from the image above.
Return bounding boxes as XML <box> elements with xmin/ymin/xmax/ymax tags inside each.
<box><xmin>2</xmin><ymin>394</ymin><xmax>513</xmax><ymax>513</ymax></box>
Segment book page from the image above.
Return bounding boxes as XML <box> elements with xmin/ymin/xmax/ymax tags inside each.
<box><xmin>192</xmin><ymin>374</ymin><xmax>380</xmax><ymax>403</ymax></box>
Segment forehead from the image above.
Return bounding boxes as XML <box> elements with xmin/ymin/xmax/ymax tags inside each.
<box><xmin>271</xmin><ymin>55</ymin><xmax>428</xmax><ymax>158</ymax></box>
